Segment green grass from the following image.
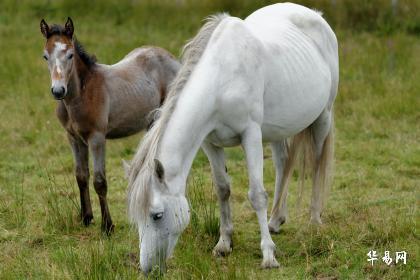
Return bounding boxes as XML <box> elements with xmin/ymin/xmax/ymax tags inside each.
<box><xmin>0</xmin><ymin>0</ymin><xmax>418</xmax><ymax>279</ymax></box>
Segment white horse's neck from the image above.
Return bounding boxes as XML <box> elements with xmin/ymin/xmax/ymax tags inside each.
<box><xmin>157</xmin><ymin>81</ymin><xmax>216</xmax><ymax>195</ymax></box>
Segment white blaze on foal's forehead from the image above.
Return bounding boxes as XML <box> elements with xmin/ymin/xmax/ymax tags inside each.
<box><xmin>55</xmin><ymin>58</ymin><xmax>63</xmax><ymax>74</ymax></box>
<box><xmin>54</xmin><ymin>41</ymin><xmax>67</xmax><ymax>52</ymax></box>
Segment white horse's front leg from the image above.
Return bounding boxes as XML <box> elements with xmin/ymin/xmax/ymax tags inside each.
<box><xmin>202</xmin><ymin>141</ymin><xmax>233</xmax><ymax>257</ymax></box>
<box><xmin>242</xmin><ymin>123</ymin><xmax>279</xmax><ymax>269</ymax></box>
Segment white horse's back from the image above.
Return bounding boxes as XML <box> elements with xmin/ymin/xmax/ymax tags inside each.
<box><xmin>245</xmin><ymin>3</ymin><xmax>338</xmax><ymax>70</ymax></box>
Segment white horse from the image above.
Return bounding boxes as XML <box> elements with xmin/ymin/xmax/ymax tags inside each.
<box><xmin>127</xmin><ymin>3</ymin><xmax>338</xmax><ymax>274</ymax></box>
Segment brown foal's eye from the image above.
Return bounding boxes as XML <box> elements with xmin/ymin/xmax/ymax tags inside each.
<box><xmin>67</xmin><ymin>53</ymin><xmax>74</xmax><ymax>60</ymax></box>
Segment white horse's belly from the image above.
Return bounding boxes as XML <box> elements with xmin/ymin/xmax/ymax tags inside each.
<box><xmin>261</xmin><ymin>60</ymin><xmax>331</xmax><ymax>141</ymax></box>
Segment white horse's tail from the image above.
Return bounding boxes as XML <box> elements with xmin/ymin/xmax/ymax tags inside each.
<box><xmin>311</xmin><ymin>114</ymin><xmax>334</xmax><ymax>211</ymax></box>
<box><xmin>272</xmin><ymin>113</ymin><xmax>334</xmax><ymax>218</ymax></box>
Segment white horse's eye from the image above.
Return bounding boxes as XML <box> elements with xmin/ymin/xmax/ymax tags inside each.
<box><xmin>43</xmin><ymin>54</ymin><xmax>48</xmax><ymax>61</ymax></box>
<box><xmin>152</xmin><ymin>212</ymin><xmax>163</xmax><ymax>221</ymax></box>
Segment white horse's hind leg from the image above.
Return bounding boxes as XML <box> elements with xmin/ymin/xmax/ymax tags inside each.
<box><xmin>310</xmin><ymin>109</ymin><xmax>333</xmax><ymax>225</ymax></box>
<box><xmin>202</xmin><ymin>141</ymin><xmax>233</xmax><ymax>257</ymax></box>
<box><xmin>242</xmin><ymin>123</ymin><xmax>279</xmax><ymax>268</ymax></box>
<box><xmin>268</xmin><ymin>141</ymin><xmax>288</xmax><ymax>233</ymax></box>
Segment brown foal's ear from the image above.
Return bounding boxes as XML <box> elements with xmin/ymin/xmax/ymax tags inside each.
<box><xmin>65</xmin><ymin>17</ymin><xmax>74</xmax><ymax>38</ymax></box>
<box><xmin>154</xmin><ymin>159</ymin><xmax>165</xmax><ymax>182</ymax></box>
<box><xmin>40</xmin><ymin>19</ymin><xmax>49</xmax><ymax>38</ymax></box>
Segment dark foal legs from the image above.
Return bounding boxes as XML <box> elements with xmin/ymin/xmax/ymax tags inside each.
<box><xmin>68</xmin><ymin>134</ymin><xmax>93</xmax><ymax>225</ymax></box>
<box><xmin>89</xmin><ymin>132</ymin><xmax>114</xmax><ymax>234</ymax></box>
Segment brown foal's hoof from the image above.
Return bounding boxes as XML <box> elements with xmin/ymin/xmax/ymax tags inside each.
<box><xmin>102</xmin><ymin>222</ymin><xmax>115</xmax><ymax>235</ymax></box>
<box><xmin>82</xmin><ymin>214</ymin><xmax>94</xmax><ymax>226</ymax></box>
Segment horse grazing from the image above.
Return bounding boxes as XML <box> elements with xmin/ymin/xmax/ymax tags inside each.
<box><xmin>40</xmin><ymin>18</ymin><xmax>180</xmax><ymax>234</ymax></box>
<box><xmin>127</xmin><ymin>3</ymin><xmax>338</xmax><ymax>273</ymax></box>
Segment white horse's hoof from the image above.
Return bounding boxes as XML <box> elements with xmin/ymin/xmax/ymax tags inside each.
<box><xmin>261</xmin><ymin>257</ymin><xmax>280</xmax><ymax>269</ymax></box>
<box><xmin>310</xmin><ymin>216</ymin><xmax>322</xmax><ymax>225</ymax></box>
<box><xmin>268</xmin><ymin>216</ymin><xmax>286</xmax><ymax>234</ymax></box>
<box><xmin>268</xmin><ymin>223</ymin><xmax>280</xmax><ymax>234</ymax></box>
<box><xmin>213</xmin><ymin>239</ymin><xmax>232</xmax><ymax>257</ymax></box>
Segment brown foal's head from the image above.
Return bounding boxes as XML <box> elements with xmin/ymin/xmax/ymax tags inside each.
<box><xmin>40</xmin><ymin>17</ymin><xmax>75</xmax><ymax>100</ymax></box>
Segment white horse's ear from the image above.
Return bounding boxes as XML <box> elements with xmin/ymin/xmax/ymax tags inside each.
<box><xmin>154</xmin><ymin>159</ymin><xmax>165</xmax><ymax>182</ymax></box>
<box><xmin>122</xmin><ymin>159</ymin><xmax>131</xmax><ymax>179</ymax></box>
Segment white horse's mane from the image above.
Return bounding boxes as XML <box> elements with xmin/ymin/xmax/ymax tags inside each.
<box><xmin>127</xmin><ymin>13</ymin><xmax>229</xmax><ymax>224</ymax></box>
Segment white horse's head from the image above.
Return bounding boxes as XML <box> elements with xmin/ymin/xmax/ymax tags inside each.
<box><xmin>136</xmin><ymin>159</ymin><xmax>190</xmax><ymax>275</ymax></box>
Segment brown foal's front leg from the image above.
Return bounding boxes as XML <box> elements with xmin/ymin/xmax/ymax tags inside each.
<box><xmin>68</xmin><ymin>133</ymin><xmax>93</xmax><ymax>226</ymax></box>
<box><xmin>88</xmin><ymin>132</ymin><xmax>114</xmax><ymax>234</ymax></box>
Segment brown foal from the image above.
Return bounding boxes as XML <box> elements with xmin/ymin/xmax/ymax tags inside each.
<box><xmin>40</xmin><ymin>18</ymin><xmax>180</xmax><ymax>233</ymax></box>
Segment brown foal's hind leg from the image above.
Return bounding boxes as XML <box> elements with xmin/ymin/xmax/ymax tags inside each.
<box><xmin>68</xmin><ymin>134</ymin><xmax>93</xmax><ymax>226</ymax></box>
<box><xmin>89</xmin><ymin>132</ymin><xmax>114</xmax><ymax>234</ymax></box>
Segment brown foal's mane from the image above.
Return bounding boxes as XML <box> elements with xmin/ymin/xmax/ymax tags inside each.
<box><xmin>48</xmin><ymin>24</ymin><xmax>97</xmax><ymax>69</ymax></box>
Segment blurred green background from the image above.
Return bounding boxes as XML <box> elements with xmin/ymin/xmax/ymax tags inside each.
<box><xmin>0</xmin><ymin>0</ymin><xmax>418</xmax><ymax>279</ymax></box>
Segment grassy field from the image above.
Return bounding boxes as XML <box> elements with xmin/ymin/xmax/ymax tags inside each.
<box><xmin>0</xmin><ymin>0</ymin><xmax>418</xmax><ymax>279</ymax></box>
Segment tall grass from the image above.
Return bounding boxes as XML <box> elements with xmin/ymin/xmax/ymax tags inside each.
<box><xmin>188</xmin><ymin>173</ymin><xmax>220</xmax><ymax>238</ymax></box>
<box><xmin>53</xmin><ymin>239</ymin><xmax>139</xmax><ymax>280</ymax></box>
<box><xmin>40</xmin><ymin>164</ymin><xmax>80</xmax><ymax>234</ymax></box>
